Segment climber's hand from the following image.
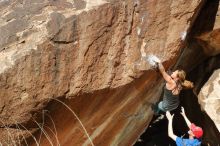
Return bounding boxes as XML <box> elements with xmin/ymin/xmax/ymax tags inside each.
<box><xmin>154</xmin><ymin>61</ymin><xmax>159</xmax><ymax>68</ymax></box>
<box><xmin>153</xmin><ymin>59</ymin><xmax>161</xmax><ymax>68</ymax></box>
<box><xmin>180</xmin><ymin>107</ymin><xmax>186</xmax><ymax>116</ymax></box>
<box><xmin>166</xmin><ymin>111</ymin><xmax>174</xmax><ymax>121</ymax></box>
<box><xmin>157</xmin><ymin>62</ymin><xmax>164</xmax><ymax>71</ymax></box>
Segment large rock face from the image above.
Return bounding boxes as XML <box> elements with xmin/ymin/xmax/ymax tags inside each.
<box><xmin>198</xmin><ymin>69</ymin><xmax>220</xmax><ymax>132</ymax></box>
<box><xmin>0</xmin><ymin>0</ymin><xmax>205</xmax><ymax>145</ymax></box>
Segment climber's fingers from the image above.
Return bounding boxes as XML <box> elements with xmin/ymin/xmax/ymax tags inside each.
<box><xmin>180</xmin><ymin>106</ymin><xmax>185</xmax><ymax>115</ymax></box>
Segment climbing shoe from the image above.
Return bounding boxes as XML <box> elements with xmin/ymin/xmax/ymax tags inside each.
<box><xmin>152</xmin><ymin>114</ymin><xmax>165</xmax><ymax>124</ymax></box>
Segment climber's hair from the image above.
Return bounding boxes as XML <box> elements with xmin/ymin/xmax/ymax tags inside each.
<box><xmin>177</xmin><ymin>70</ymin><xmax>194</xmax><ymax>89</ymax></box>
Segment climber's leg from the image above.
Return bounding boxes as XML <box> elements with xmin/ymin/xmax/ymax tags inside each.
<box><xmin>158</xmin><ymin>101</ymin><xmax>166</xmax><ymax>112</ymax></box>
<box><xmin>151</xmin><ymin>101</ymin><xmax>165</xmax><ymax>115</ymax></box>
<box><xmin>150</xmin><ymin>102</ymin><xmax>166</xmax><ymax>124</ymax></box>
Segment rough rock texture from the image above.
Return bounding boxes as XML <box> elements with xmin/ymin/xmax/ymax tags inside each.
<box><xmin>214</xmin><ymin>3</ymin><xmax>220</xmax><ymax>29</ymax></box>
<box><xmin>198</xmin><ymin>69</ymin><xmax>220</xmax><ymax>132</ymax></box>
<box><xmin>0</xmin><ymin>0</ymin><xmax>206</xmax><ymax>145</ymax></box>
<box><xmin>197</xmin><ymin>28</ymin><xmax>220</xmax><ymax>56</ymax></box>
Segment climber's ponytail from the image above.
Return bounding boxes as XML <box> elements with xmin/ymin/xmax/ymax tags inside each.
<box><xmin>177</xmin><ymin>69</ymin><xmax>194</xmax><ymax>89</ymax></box>
<box><xmin>181</xmin><ymin>80</ymin><xmax>194</xmax><ymax>89</ymax></box>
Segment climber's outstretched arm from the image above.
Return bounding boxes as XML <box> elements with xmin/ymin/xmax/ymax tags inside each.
<box><xmin>157</xmin><ymin>62</ymin><xmax>173</xmax><ymax>84</ymax></box>
<box><xmin>166</xmin><ymin>111</ymin><xmax>177</xmax><ymax>141</ymax></box>
<box><xmin>180</xmin><ymin>107</ymin><xmax>192</xmax><ymax>128</ymax></box>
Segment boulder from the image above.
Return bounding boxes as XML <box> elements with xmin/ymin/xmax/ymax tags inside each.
<box><xmin>0</xmin><ymin>0</ymin><xmax>204</xmax><ymax>145</ymax></box>
<box><xmin>198</xmin><ymin>69</ymin><xmax>220</xmax><ymax>132</ymax></box>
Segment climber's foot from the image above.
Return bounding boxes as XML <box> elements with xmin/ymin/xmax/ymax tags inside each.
<box><xmin>152</xmin><ymin>114</ymin><xmax>165</xmax><ymax>124</ymax></box>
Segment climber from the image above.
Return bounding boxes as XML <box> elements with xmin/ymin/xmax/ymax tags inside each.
<box><xmin>151</xmin><ymin>60</ymin><xmax>194</xmax><ymax>114</ymax></box>
<box><xmin>166</xmin><ymin>107</ymin><xmax>203</xmax><ymax>146</ymax></box>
